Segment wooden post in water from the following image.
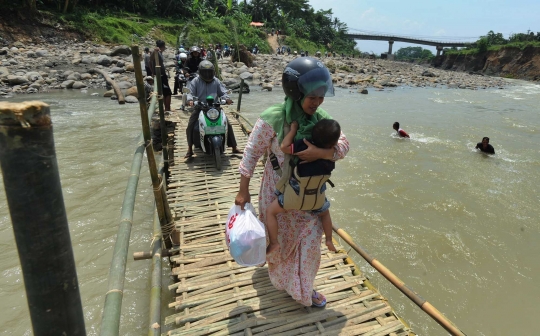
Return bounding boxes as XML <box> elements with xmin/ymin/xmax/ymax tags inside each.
<box><xmin>131</xmin><ymin>46</ymin><xmax>173</xmax><ymax>248</ymax></box>
<box><xmin>0</xmin><ymin>101</ymin><xmax>86</xmax><ymax>336</ymax></box>
<box><xmin>236</xmin><ymin>78</ymin><xmax>244</xmax><ymax>112</ymax></box>
<box><xmin>153</xmin><ymin>60</ymin><xmax>170</xmax><ymax>179</ymax></box>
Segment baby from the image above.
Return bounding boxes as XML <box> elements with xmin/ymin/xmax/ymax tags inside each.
<box><xmin>266</xmin><ymin>119</ymin><xmax>341</xmax><ymax>255</ymax></box>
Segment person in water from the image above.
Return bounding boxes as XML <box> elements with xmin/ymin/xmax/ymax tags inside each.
<box><xmin>265</xmin><ymin>118</ymin><xmax>340</xmax><ymax>256</ymax></box>
<box><xmin>475</xmin><ymin>137</ymin><xmax>495</xmax><ymax>154</ymax></box>
<box><xmin>393</xmin><ymin>122</ymin><xmax>410</xmax><ymax>138</ymax></box>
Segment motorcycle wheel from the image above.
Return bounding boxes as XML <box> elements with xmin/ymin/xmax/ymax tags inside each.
<box><xmin>214</xmin><ymin>148</ymin><xmax>222</xmax><ymax>171</ymax></box>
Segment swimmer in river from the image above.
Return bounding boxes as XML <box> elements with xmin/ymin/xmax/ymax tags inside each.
<box><xmin>475</xmin><ymin>137</ymin><xmax>495</xmax><ymax>154</ymax></box>
<box><xmin>393</xmin><ymin>122</ymin><xmax>410</xmax><ymax>138</ymax></box>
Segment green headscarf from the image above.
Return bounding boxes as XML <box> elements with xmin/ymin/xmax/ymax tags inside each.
<box><xmin>260</xmin><ymin>97</ymin><xmax>332</xmax><ymax>144</ymax></box>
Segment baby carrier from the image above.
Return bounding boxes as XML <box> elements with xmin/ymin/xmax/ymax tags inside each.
<box><xmin>270</xmin><ymin>123</ymin><xmax>333</xmax><ymax>211</ymax></box>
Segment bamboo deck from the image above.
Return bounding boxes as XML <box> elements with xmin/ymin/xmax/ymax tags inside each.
<box><xmin>163</xmin><ymin>105</ymin><xmax>412</xmax><ymax>336</ymax></box>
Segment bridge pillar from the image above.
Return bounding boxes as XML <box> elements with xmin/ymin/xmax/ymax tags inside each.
<box><xmin>436</xmin><ymin>45</ymin><xmax>444</xmax><ymax>57</ymax></box>
<box><xmin>388</xmin><ymin>40</ymin><xmax>394</xmax><ymax>55</ymax></box>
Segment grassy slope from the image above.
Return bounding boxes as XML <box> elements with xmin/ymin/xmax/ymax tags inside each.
<box><xmin>51</xmin><ymin>11</ymin><xmax>272</xmax><ymax>52</ymax></box>
<box><xmin>445</xmin><ymin>41</ymin><xmax>540</xmax><ymax>55</ymax></box>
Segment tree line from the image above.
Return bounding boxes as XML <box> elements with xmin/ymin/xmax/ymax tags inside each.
<box><xmin>3</xmin><ymin>0</ymin><xmax>356</xmax><ymax>54</ymax></box>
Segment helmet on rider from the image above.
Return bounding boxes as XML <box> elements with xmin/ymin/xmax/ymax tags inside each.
<box><xmin>198</xmin><ymin>60</ymin><xmax>215</xmax><ymax>83</ymax></box>
<box><xmin>179</xmin><ymin>53</ymin><xmax>187</xmax><ymax>61</ymax></box>
<box><xmin>190</xmin><ymin>46</ymin><xmax>201</xmax><ymax>57</ymax></box>
<box><xmin>179</xmin><ymin>47</ymin><xmax>186</xmax><ymax>53</ymax></box>
<box><xmin>282</xmin><ymin>57</ymin><xmax>335</xmax><ymax>101</ymax></box>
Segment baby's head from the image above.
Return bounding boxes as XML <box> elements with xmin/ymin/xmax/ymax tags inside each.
<box><xmin>312</xmin><ymin>119</ymin><xmax>341</xmax><ymax>149</ymax></box>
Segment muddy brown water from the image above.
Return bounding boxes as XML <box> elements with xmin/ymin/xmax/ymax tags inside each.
<box><xmin>1</xmin><ymin>82</ymin><xmax>539</xmax><ymax>335</ymax></box>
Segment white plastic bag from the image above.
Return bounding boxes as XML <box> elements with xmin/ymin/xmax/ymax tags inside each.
<box><xmin>225</xmin><ymin>203</ymin><xmax>266</xmax><ymax>266</ymax></box>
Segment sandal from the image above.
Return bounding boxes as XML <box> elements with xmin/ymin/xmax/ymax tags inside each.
<box><xmin>184</xmin><ymin>151</ymin><xmax>194</xmax><ymax>159</ymax></box>
<box><xmin>312</xmin><ymin>290</ymin><xmax>327</xmax><ymax>308</ymax></box>
<box><xmin>232</xmin><ymin>148</ymin><xmax>243</xmax><ymax>154</ymax></box>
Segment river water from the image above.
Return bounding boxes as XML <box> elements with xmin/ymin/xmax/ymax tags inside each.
<box><xmin>1</xmin><ymin>82</ymin><xmax>539</xmax><ymax>335</ymax></box>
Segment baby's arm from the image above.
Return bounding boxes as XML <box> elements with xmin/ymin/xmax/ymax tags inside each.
<box><xmin>280</xmin><ymin>121</ymin><xmax>299</xmax><ymax>154</ymax></box>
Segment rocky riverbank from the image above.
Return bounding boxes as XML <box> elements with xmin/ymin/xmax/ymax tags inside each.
<box><xmin>0</xmin><ymin>41</ymin><xmax>510</xmax><ymax>101</ymax></box>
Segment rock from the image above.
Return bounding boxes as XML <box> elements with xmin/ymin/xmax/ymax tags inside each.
<box><xmin>126</xmin><ymin>86</ymin><xmax>138</xmax><ymax>97</ymax></box>
<box><xmin>72</xmin><ymin>81</ymin><xmax>87</xmax><ymax>89</ymax></box>
<box><xmin>239</xmin><ymin>72</ymin><xmax>253</xmax><ymax>80</ymax></box>
<box><xmin>358</xmin><ymin>88</ymin><xmax>368</xmax><ymax>94</ymax></box>
<box><xmin>262</xmin><ymin>83</ymin><xmax>273</xmax><ymax>91</ymax></box>
<box><xmin>61</xmin><ymin>80</ymin><xmax>75</xmax><ymax>88</ymax></box>
<box><xmin>67</xmin><ymin>73</ymin><xmax>81</xmax><ymax>81</ymax></box>
<box><xmin>81</xmin><ymin>56</ymin><xmax>92</xmax><ymax>64</ymax></box>
<box><xmin>80</xmin><ymin>73</ymin><xmax>92</xmax><ymax>80</ymax></box>
<box><xmin>117</xmin><ymin>81</ymin><xmax>132</xmax><ymax>89</ymax></box>
<box><xmin>110</xmin><ymin>45</ymin><xmax>131</xmax><ymax>56</ymax></box>
<box><xmin>0</xmin><ymin>67</ymin><xmax>9</xmax><ymax>76</ymax></box>
<box><xmin>0</xmin><ymin>49</ymin><xmax>7</xmax><ymax>56</ymax></box>
<box><xmin>26</xmin><ymin>87</ymin><xmax>38</xmax><ymax>94</ymax></box>
<box><xmin>422</xmin><ymin>70</ymin><xmax>437</xmax><ymax>77</ymax></box>
<box><xmin>13</xmin><ymin>41</ymin><xmax>24</xmax><ymax>48</ymax></box>
<box><xmin>382</xmin><ymin>82</ymin><xmax>398</xmax><ymax>87</ymax></box>
<box><xmin>26</xmin><ymin>72</ymin><xmax>42</xmax><ymax>82</ymax></box>
<box><xmin>111</xmin><ymin>67</ymin><xmax>125</xmax><ymax>74</ymax></box>
<box><xmin>116</xmin><ymin>60</ymin><xmax>125</xmax><ymax>67</ymax></box>
<box><xmin>223</xmin><ymin>78</ymin><xmax>239</xmax><ymax>86</ymax></box>
<box><xmin>26</xmin><ymin>51</ymin><xmax>36</xmax><ymax>58</ymax></box>
<box><xmin>9</xmin><ymin>59</ymin><xmax>18</xmax><ymax>65</ymax></box>
<box><xmin>96</xmin><ymin>55</ymin><xmax>112</xmax><ymax>66</ymax></box>
<box><xmin>125</xmin><ymin>96</ymin><xmax>138</xmax><ymax>103</ymax></box>
<box><xmin>91</xmin><ymin>93</ymin><xmax>99</xmax><ymax>96</ymax></box>
<box><xmin>236</xmin><ymin>62</ymin><xmax>246</xmax><ymax>68</ymax></box>
<box><xmin>125</xmin><ymin>63</ymin><xmax>134</xmax><ymax>71</ymax></box>
<box><xmin>103</xmin><ymin>89</ymin><xmax>114</xmax><ymax>97</ymax></box>
<box><xmin>111</xmin><ymin>95</ymin><xmax>118</xmax><ymax>100</ymax></box>
<box><xmin>7</xmin><ymin>75</ymin><xmax>29</xmax><ymax>85</ymax></box>
<box><xmin>36</xmin><ymin>50</ymin><xmax>48</xmax><ymax>57</ymax></box>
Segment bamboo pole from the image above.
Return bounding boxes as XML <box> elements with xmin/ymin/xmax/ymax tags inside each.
<box><xmin>88</xmin><ymin>68</ymin><xmax>125</xmax><ymax>104</ymax></box>
<box><xmin>0</xmin><ymin>101</ymin><xmax>86</xmax><ymax>336</ymax></box>
<box><xmin>131</xmin><ymin>45</ymin><xmax>173</xmax><ymax>249</ymax></box>
<box><xmin>236</xmin><ymin>78</ymin><xmax>244</xmax><ymax>112</ymax></box>
<box><xmin>148</xmin><ymin>205</ymin><xmax>162</xmax><ymax>336</ymax></box>
<box><xmin>332</xmin><ymin>224</ymin><xmax>467</xmax><ymax>336</ymax></box>
<box><xmin>153</xmin><ymin>61</ymin><xmax>170</xmax><ymax>179</ymax></box>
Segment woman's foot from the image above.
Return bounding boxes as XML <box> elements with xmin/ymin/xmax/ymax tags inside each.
<box><xmin>232</xmin><ymin>147</ymin><xmax>243</xmax><ymax>154</ymax></box>
<box><xmin>326</xmin><ymin>240</ymin><xmax>337</xmax><ymax>252</ymax></box>
<box><xmin>266</xmin><ymin>242</ymin><xmax>279</xmax><ymax>255</ymax></box>
<box><xmin>184</xmin><ymin>151</ymin><xmax>193</xmax><ymax>158</ymax></box>
<box><xmin>312</xmin><ymin>290</ymin><xmax>327</xmax><ymax>307</ymax></box>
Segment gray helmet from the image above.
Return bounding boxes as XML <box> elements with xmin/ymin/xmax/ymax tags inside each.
<box><xmin>282</xmin><ymin>57</ymin><xmax>334</xmax><ymax>101</ymax></box>
<box><xmin>198</xmin><ymin>60</ymin><xmax>215</xmax><ymax>82</ymax></box>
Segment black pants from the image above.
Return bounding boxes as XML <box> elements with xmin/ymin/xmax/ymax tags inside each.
<box><xmin>173</xmin><ymin>77</ymin><xmax>183</xmax><ymax>95</ymax></box>
<box><xmin>186</xmin><ymin>109</ymin><xmax>237</xmax><ymax>149</ymax></box>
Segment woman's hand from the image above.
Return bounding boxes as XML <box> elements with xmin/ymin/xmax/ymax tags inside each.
<box><xmin>295</xmin><ymin>138</ymin><xmax>333</xmax><ymax>162</ymax></box>
<box><xmin>235</xmin><ymin>190</ymin><xmax>250</xmax><ymax>210</ymax></box>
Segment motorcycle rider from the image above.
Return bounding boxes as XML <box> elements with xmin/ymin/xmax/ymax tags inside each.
<box><xmin>186</xmin><ymin>46</ymin><xmax>203</xmax><ymax>73</ymax></box>
<box><xmin>184</xmin><ymin>60</ymin><xmax>242</xmax><ymax>158</ymax></box>
<box><xmin>173</xmin><ymin>52</ymin><xmax>188</xmax><ymax>95</ymax></box>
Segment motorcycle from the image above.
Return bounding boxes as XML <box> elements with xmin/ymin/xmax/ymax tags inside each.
<box><xmin>180</xmin><ymin>71</ymin><xmax>197</xmax><ymax>111</ymax></box>
<box><xmin>191</xmin><ymin>95</ymin><xmax>229</xmax><ymax>170</ymax></box>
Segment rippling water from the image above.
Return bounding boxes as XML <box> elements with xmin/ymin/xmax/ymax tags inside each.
<box><xmin>1</xmin><ymin>82</ymin><xmax>539</xmax><ymax>335</ymax></box>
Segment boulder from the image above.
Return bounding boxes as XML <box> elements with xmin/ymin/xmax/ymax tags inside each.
<box><xmin>111</xmin><ymin>67</ymin><xmax>125</xmax><ymax>74</ymax></box>
<box><xmin>239</xmin><ymin>72</ymin><xmax>253</xmax><ymax>80</ymax></box>
<box><xmin>72</xmin><ymin>81</ymin><xmax>87</xmax><ymax>89</ymax></box>
<box><xmin>110</xmin><ymin>45</ymin><xmax>131</xmax><ymax>56</ymax></box>
<box><xmin>61</xmin><ymin>80</ymin><xmax>75</xmax><ymax>89</ymax></box>
<box><xmin>117</xmin><ymin>81</ymin><xmax>132</xmax><ymax>89</ymax></box>
<box><xmin>358</xmin><ymin>88</ymin><xmax>368</xmax><ymax>94</ymax></box>
<box><xmin>13</xmin><ymin>41</ymin><xmax>24</xmax><ymax>48</ymax></box>
<box><xmin>261</xmin><ymin>83</ymin><xmax>273</xmax><ymax>91</ymax></box>
<box><xmin>67</xmin><ymin>72</ymin><xmax>81</xmax><ymax>81</ymax></box>
<box><xmin>125</xmin><ymin>63</ymin><xmax>134</xmax><ymax>71</ymax></box>
<box><xmin>26</xmin><ymin>87</ymin><xmax>38</xmax><ymax>94</ymax></box>
<box><xmin>103</xmin><ymin>89</ymin><xmax>115</xmax><ymax>97</ymax></box>
<box><xmin>81</xmin><ymin>56</ymin><xmax>92</xmax><ymax>64</ymax></box>
<box><xmin>0</xmin><ymin>67</ymin><xmax>9</xmax><ymax>77</ymax></box>
<box><xmin>0</xmin><ymin>49</ymin><xmax>8</xmax><ymax>56</ymax></box>
<box><xmin>125</xmin><ymin>86</ymin><xmax>138</xmax><ymax>97</ymax></box>
<box><xmin>96</xmin><ymin>55</ymin><xmax>112</xmax><ymax>66</ymax></box>
<box><xmin>80</xmin><ymin>73</ymin><xmax>92</xmax><ymax>80</ymax></box>
<box><xmin>125</xmin><ymin>96</ymin><xmax>138</xmax><ymax>103</ymax></box>
<box><xmin>26</xmin><ymin>51</ymin><xmax>36</xmax><ymax>58</ymax></box>
<box><xmin>422</xmin><ymin>70</ymin><xmax>437</xmax><ymax>77</ymax></box>
<box><xmin>36</xmin><ymin>50</ymin><xmax>49</xmax><ymax>57</ymax></box>
<box><xmin>116</xmin><ymin>60</ymin><xmax>125</xmax><ymax>67</ymax></box>
<box><xmin>7</xmin><ymin>75</ymin><xmax>29</xmax><ymax>85</ymax></box>
<box><xmin>26</xmin><ymin>72</ymin><xmax>42</xmax><ymax>82</ymax></box>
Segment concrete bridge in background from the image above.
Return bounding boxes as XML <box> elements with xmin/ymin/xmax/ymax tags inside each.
<box><xmin>346</xmin><ymin>33</ymin><xmax>476</xmax><ymax>56</ymax></box>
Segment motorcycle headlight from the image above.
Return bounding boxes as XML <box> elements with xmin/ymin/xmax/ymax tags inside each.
<box><xmin>206</xmin><ymin>108</ymin><xmax>220</xmax><ymax>120</ymax></box>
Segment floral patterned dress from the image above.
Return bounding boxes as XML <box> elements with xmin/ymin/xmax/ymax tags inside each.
<box><xmin>239</xmin><ymin>118</ymin><xmax>349</xmax><ymax>306</ymax></box>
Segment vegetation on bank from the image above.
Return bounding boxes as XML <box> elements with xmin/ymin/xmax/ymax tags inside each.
<box><xmin>394</xmin><ymin>46</ymin><xmax>434</xmax><ymax>61</ymax></box>
<box><xmin>3</xmin><ymin>0</ymin><xmax>357</xmax><ymax>55</ymax></box>
<box><xmin>444</xmin><ymin>30</ymin><xmax>540</xmax><ymax>56</ymax></box>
